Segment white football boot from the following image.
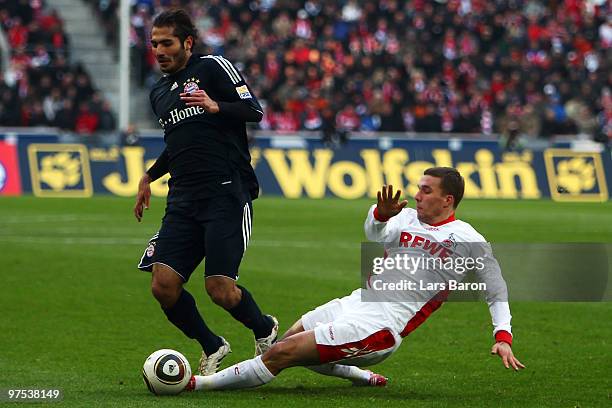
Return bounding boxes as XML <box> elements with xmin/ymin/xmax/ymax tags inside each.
<box><xmin>254</xmin><ymin>315</ymin><xmax>279</xmax><ymax>356</ymax></box>
<box><xmin>197</xmin><ymin>337</ymin><xmax>231</xmax><ymax>375</ymax></box>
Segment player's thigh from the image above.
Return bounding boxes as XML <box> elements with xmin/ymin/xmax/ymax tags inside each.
<box><xmin>202</xmin><ymin>194</ymin><xmax>252</xmax><ymax>279</ymax></box>
<box><xmin>138</xmin><ymin>202</ymin><xmax>205</xmax><ymax>282</ymax></box>
<box><xmin>313</xmin><ymin>318</ymin><xmax>402</xmax><ymax>367</ymax></box>
<box><xmin>301</xmin><ymin>289</ymin><xmax>362</xmax><ymax>331</ymax></box>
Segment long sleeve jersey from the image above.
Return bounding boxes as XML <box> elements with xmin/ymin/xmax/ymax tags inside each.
<box><xmin>363</xmin><ymin>205</ymin><xmax>513</xmax><ymax>345</ymax></box>
<box><xmin>146</xmin><ymin>54</ymin><xmax>263</xmax><ymax>202</ymax></box>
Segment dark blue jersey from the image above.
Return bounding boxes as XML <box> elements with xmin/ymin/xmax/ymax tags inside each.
<box><xmin>147</xmin><ymin>54</ymin><xmax>263</xmax><ymax>202</ymax></box>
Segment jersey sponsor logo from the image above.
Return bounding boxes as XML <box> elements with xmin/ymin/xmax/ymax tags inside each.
<box><xmin>235</xmin><ymin>85</ymin><xmax>252</xmax><ymax>99</ymax></box>
<box><xmin>159</xmin><ymin>106</ymin><xmax>207</xmax><ymax>129</ymax></box>
<box><xmin>182</xmin><ymin>77</ymin><xmax>200</xmax><ymax>93</ymax></box>
<box><xmin>399</xmin><ymin>232</ymin><xmax>454</xmax><ymax>258</ymax></box>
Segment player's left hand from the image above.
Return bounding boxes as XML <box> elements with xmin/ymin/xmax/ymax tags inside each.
<box><xmin>180</xmin><ymin>90</ymin><xmax>219</xmax><ymax>114</ymax></box>
<box><xmin>491</xmin><ymin>342</ymin><xmax>525</xmax><ymax>371</ymax></box>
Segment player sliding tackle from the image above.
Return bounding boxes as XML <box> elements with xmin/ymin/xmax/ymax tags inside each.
<box><xmin>186</xmin><ymin>167</ymin><xmax>525</xmax><ymax>392</ymax></box>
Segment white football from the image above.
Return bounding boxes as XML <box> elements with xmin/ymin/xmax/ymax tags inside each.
<box><xmin>142</xmin><ymin>349</ymin><xmax>192</xmax><ymax>395</ymax></box>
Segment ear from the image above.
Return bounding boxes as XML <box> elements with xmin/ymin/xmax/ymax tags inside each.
<box><xmin>184</xmin><ymin>36</ymin><xmax>193</xmax><ymax>52</ymax></box>
<box><xmin>445</xmin><ymin>194</ymin><xmax>454</xmax><ymax>209</ymax></box>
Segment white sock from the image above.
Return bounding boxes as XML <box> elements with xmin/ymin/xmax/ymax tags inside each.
<box><xmin>193</xmin><ymin>356</ymin><xmax>275</xmax><ymax>391</ymax></box>
<box><xmin>308</xmin><ymin>364</ymin><xmax>371</xmax><ymax>384</ymax></box>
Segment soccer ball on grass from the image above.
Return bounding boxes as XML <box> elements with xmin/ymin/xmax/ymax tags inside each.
<box><xmin>142</xmin><ymin>349</ymin><xmax>192</xmax><ymax>395</ymax></box>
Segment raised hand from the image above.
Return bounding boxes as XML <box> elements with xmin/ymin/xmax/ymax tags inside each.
<box><xmin>376</xmin><ymin>185</ymin><xmax>408</xmax><ymax>220</ymax></box>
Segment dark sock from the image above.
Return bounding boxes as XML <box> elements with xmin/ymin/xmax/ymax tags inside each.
<box><xmin>163</xmin><ymin>289</ymin><xmax>223</xmax><ymax>355</ymax></box>
<box><xmin>228</xmin><ymin>285</ymin><xmax>274</xmax><ymax>339</ymax></box>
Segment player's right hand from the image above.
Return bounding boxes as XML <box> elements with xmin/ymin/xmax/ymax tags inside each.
<box><xmin>376</xmin><ymin>185</ymin><xmax>408</xmax><ymax>220</ymax></box>
<box><xmin>134</xmin><ymin>174</ymin><xmax>152</xmax><ymax>222</ymax></box>
<box><xmin>491</xmin><ymin>342</ymin><xmax>526</xmax><ymax>371</ymax></box>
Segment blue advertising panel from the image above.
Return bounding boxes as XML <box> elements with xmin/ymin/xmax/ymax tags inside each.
<box><xmin>4</xmin><ymin>133</ymin><xmax>610</xmax><ymax>201</ymax></box>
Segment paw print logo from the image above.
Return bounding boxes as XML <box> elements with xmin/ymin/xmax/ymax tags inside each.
<box><xmin>39</xmin><ymin>152</ymin><xmax>82</xmax><ymax>191</ymax></box>
<box><xmin>555</xmin><ymin>157</ymin><xmax>596</xmax><ymax>194</ymax></box>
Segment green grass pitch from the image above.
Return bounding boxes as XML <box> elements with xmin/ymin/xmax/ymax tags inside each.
<box><xmin>0</xmin><ymin>196</ymin><xmax>611</xmax><ymax>407</ymax></box>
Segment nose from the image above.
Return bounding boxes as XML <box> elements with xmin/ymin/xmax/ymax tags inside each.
<box><xmin>414</xmin><ymin>191</ymin><xmax>421</xmax><ymax>202</ymax></box>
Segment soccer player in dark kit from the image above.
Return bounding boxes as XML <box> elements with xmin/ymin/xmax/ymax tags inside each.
<box><xmin>133</xmin><ymin>9</ymin><xmax>277</xmax><ymax>375</ymax></box>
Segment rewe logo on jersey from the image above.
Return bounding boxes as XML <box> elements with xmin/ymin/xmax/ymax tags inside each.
<box><xmin>158</xmin><ymin>106</ymin><xmax>206</xmax><ymax>129</ymax></box>
<box><xmin>399</xmin><ymin>232</ymin><xmax>454</xmax><ymax>259</ymax></box>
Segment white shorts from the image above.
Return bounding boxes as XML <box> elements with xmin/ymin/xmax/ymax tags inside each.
<box><xmin>301</xmin><ymin>289</ymin><xmax>402</xmax><ymax>366</ymax></box>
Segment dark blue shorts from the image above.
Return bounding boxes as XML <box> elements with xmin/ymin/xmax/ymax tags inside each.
<box><xmin>137</xmin><ymin>192</ymin><xmax>253</xmax><ymax>281</ymax></box>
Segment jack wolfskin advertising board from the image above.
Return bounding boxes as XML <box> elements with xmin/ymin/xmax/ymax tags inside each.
<box><xmin>4</xmin><ymin>133</ymin><xmax>611</xmax><ymax>201</ymax></box>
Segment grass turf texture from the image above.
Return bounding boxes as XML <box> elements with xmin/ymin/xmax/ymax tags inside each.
<box><xmin>0</xmin><ymin>196</ymin><xmax>610</xmax><ymax>407</ymax></box>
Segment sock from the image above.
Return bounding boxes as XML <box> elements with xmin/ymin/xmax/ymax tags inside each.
<box><xmin>163</xmin><ymin>289</ymin><xmax>223</xmax><ymax>355</ymax></box>
<box><xmin>193</xmin><ymin>356</ymin><xmax>275</xmax><ymax>390</ymax></box>
<box><xmin>227</xmin><ymin>285</ymin><xmax>274</xmax><ymax>339</ymax></box>
<box><xmin>308</xmin><ymin>364</ymin><xmax>371</xmax><ymax>384</ymax></box>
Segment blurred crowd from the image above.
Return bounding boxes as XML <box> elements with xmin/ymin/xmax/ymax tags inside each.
<box><xmin>0</xmin><ymin>0</ymin><xmax>116</xmax><ymax>132</ymax></box>
<box><xmin>1</xmin><ymin>0</ymin><xmax>610</xmax><ymax>143</ymax></box>
<box><xmin>87</xmin><ymin>0</ymin><xmax>611</xmax><ymax>143</ymax></box>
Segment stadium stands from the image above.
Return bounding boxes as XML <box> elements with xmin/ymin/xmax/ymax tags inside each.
<box><xmin>2</xmin><ymin>0</ymin><xmax>610</xmax><ymax>144</ymax></box>
<box><xmin>0</xmin><ymin>0</ymin><xmax>115</xmax><ymax>131</ymax></box>
<box><xmin>86</xmin><ymin>0</ymin><xmax>610</xmax><ymax>140</ymax></box>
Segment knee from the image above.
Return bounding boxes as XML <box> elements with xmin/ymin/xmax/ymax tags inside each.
<box><xmin>262</xmin><ymin>341</ymin><xmax>296</xmax><ymax>371</ymax></box>
<box><xmin>206</xmin><ymin>279</ymin><xmax>241</xmax><ymax>309</ymax></box>
<box><xmin>151</xmin><ymin>278</ymin><xmax>181</xmax><ymax>308</ymax></box>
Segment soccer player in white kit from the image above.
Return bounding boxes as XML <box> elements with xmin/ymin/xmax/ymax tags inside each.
<box><xmin>185</xmin><ymin>167</ymin><xmax>525</xmax><ymax>392</ymax></box>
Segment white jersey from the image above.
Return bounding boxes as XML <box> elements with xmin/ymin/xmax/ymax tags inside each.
<box><xmin>363</xmin><ymin>205</ymin><xmax>512</xmax><ymax>343</ymax></box>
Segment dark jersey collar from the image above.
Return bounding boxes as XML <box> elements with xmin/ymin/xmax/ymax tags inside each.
<box><xmin>164</xmin><ymin>53</ymin><xmax>201</xmax><ymax>78</ymax></box>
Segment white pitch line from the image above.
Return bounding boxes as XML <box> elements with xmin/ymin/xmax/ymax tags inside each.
<box><xmin>0</xmin><ymin>235</ymin><xmax>360</xmax><ymax>249</ymax></box>
<box><xmin>0</xmin><ymin>215</ymin><xmax>111</xmax><ymax>224</ymax></box>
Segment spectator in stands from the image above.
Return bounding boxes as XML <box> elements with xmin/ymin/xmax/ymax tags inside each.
<box><xmin>74</xmin><ymin>102</ymin><xmax>99</xmax><ymax>134</ymax></box>
<box><xmin>42</xmin><ymin>87</ymin><xmax>63</xmax><ymax>122</ymax></box>
<box><xmin>54</xmin><ymin>99</ymin><xmax>76</xmax><ymax>131</ymax></box>
<box><xmin>98</xmin><ymin>101</ymin><xmax>117</xmax><ymax>132</ymax></box>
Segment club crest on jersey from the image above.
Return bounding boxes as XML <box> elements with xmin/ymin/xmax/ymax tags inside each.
<box><xmin>235</xmin><ymin>85</ymin><xmax>252</xmax><ymax>99</ymax></box>
<box><xmin>146</xmin><ymin>243</ymin><xmax>155</xmax><ymax>257</ymax></box>
<box><xmin>442</xmin><ymin>233</ymin><xmax>457</xmax><ymax>249</ymax></box>
<box><xmin>183</xmin><ymin>77</ymin><xmax>200</xmax><ymax>93</ymax></box>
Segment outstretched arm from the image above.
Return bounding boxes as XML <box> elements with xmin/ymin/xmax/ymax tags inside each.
<box><xmin>474</xmin><ymin>243</ymin><xmax>525</xmax><ymax>371</ymax></box>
